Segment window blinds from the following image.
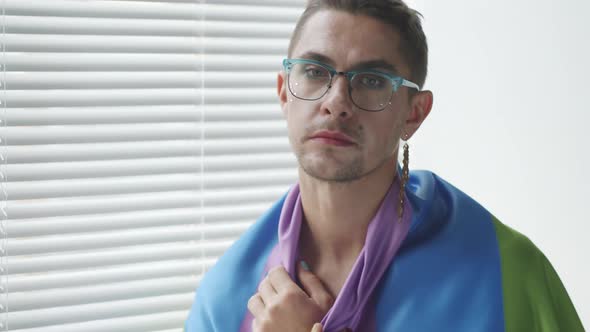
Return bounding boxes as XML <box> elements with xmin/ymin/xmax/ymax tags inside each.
<box><xmin>0</xmin><ymin>1</ymin><xmax>304</xmax><ymax>331</ymax></box>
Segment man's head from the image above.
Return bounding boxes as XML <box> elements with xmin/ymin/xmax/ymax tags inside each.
<box><xmin>278</xmin><ymin>0</ymin><xmax>433</xmax><ymax>183</ymax></box>
<box><xmin>289</xmin><ymin>0</ymin><xmax>428</xmax><ymax>90</ymax></box>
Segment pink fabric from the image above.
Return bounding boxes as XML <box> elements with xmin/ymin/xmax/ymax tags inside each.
<box><xmin>240</xmin><ymin>176</ymin><xmax>412</xmax><ymax>332</ymax></box>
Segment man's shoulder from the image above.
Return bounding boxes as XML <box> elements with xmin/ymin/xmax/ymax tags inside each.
<box><xmin>198</xmin><ymin>194</ymin><xmax>285</xmax><ymax>295</ymax></box>
<box><xmin>185</xmin><ymin>195</ymin><xmax>286</xmax><ymax>330</ymax></box>
<box><xmin>491</xmin><ymin>216</ymin><xmax>559</xmax><ymax>297</ymax></box>
<box><xmin>491</xmin><ymin>216</ymin><xmax>544</xmax><ymax>268</ymax></box>
<box><xmin>491</xmin><ymin>218</ymin><xmax>584</xmax><ymax>330</ymax></box>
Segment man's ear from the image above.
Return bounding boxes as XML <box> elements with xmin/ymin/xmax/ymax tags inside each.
<box><xmin>277</xmin><ymin>71</ymin><xmax>288</xmax><ymax>115</ymax></box>
<box><xmin>404</xmin><ymin>90</ymin><xmax>433</xmax><ymax>139</ymax></box>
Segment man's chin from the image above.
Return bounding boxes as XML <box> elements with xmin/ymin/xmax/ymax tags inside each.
<box><xmin>299</xmin><ymin>162</ymin><xmax>364</xmax><ymax>183</ymax></box>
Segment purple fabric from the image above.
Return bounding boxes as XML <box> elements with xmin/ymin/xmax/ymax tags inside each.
<box><xmin>240</xmin><ymin>176</ymin><xmax>412</xmax><ymax>332</ymax></box>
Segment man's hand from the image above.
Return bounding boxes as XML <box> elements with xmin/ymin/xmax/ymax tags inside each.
<box><xmin>247</xmin><ymin>261</ymin><xmax>334</xmax><ymax>332</ymax></box>
<box><xmin>311</xmin><ymin>323</ymin><xmax>323</xmax><ymax>332</ymax></box>
<box><xmin>310</xmin><ymin>323</ymin><xmax>352</xmax><ymax>332</ymax></box>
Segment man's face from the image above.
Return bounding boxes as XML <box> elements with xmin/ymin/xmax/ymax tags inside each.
<box><xmin>279</xmin><ymin>10</ymin><xmax>414</xmax><ymax>182</ymax></box>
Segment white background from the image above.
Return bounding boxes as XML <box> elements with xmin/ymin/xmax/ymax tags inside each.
<box><xmin>407</xmin><ymin>0</ymin><xmax>589</xmax><ymax>327</ymax></box>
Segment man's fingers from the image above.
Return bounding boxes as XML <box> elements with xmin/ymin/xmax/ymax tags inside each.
<box><xmin>267</xmin><ymin>265</ymin><xmax>302</xmax><ymax>294</ymax></box>
<box><xmin>311</xmin><ymin>323</ymin><xmax>323</xmax><ymax>332</ymax></box>
<box><xmin>247</xmin><ymin>293</ymin><xmax>265</xmax><ymax>317</ymax></box>
<box><xmin>297</xmin><ymin>261</ymin><xmax>335</xmax><ymax>311</ymax></box>
<box><xmin>258</xmin><ymin>276</ymin><xmax>277</xmax><ymax>305</ymax></box>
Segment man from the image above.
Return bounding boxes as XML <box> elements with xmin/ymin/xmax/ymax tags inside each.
<box><xmin>185</xmin><ymin>0</ymin><xmax>584</xmax><ymax>331</ymax></box>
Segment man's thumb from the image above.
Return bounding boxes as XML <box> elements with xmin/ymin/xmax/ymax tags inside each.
<box><xmin>311</xmin><ymin>323</ymin><xmax>323</xmax><ymax>332</ymax></box>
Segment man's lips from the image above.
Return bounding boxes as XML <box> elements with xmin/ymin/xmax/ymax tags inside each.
<box><xmin>309</xmin><ymin>130</ymin><xmax>356</xmax><ymax>146</ymax></box>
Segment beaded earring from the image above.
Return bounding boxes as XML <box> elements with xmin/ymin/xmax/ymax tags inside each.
<box><xmin>398</xmin><ymin>134</ymin><xmax>410</xmax><ymax>222</ymax></box>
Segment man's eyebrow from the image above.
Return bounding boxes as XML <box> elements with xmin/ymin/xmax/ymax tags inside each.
<box><xmin>351</xmin><ymin>60</ymin><xmax>399</xmax><ymax>74</ymax></box>
<box><xmin>298</xmin><ymin>51</ymin><xmax>335</xmax><ymax>65</ymax></box>
<box><xmin>296</xmin><ymin>51</ymin><xmax>400</xmax><ymax>74</ymax></box>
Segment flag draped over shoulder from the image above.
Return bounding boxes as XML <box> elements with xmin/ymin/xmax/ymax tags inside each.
<box><xmin>184</xmin><ymin>170</ymin><xmax>584</xmax><ymax>332</ymax></box>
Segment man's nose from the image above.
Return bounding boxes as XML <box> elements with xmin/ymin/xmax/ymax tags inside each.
<box><xmin>328</xmin><ymin>73</ymin><xmax>350</xmax><ymax>96</ymax></box>
<box><xmin>321</xmin><ymin>74</ymin><xmax>353</xmax><ymax>118</ymax></box>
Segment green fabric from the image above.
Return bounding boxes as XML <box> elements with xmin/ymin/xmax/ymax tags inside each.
<box><xmin>492</xmin><ymin>216</ymin><xmax>584</xmax><ymax>331</ymax></box>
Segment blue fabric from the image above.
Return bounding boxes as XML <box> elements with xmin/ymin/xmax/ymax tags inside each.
<box><xmin>184</xmin><ymin>170</ymin><xmax>505</xmax><ymax>331</ymax></box>
<box><xmin>374</xmin><ymin>171</ymin><xmax>504</xmax><ymax>331</ymax></box>
<box><xmin>184</xmin><ymin>196</ymin><xmax>285</xmax><ymax>331</ymax></box>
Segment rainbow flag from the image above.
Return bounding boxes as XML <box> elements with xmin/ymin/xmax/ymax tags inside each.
<box><xmin>185</xmin><ymin>170</ymin><xmax>584</xmax><ymax>331</ymax></box>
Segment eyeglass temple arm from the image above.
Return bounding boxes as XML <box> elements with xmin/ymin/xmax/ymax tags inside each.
<box><xmin>401</xmin><ymin>79</ymin><xmax>420</xmax><ymax>91</ymax></box>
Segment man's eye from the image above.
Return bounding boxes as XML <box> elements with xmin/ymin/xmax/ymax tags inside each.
<box><xmin>304</xmin><ymin>66</ymin><xmax>328</xmax><ymax>78</ymax></box>
<box><xmin>360</xmin><ymin>75</ymin><xmax>385</xmax><ymax>89</ymax></box>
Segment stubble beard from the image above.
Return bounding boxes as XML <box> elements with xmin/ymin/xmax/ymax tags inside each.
<box><xmin>293</xmin><ymin>121</ymin><xmax>380</xmax><ymax>183</ymax></box>
<box><xmin>295</xmin><ymin>142</ymin><xmax>396</xmax><ymax>184</ymax></box>
<box><xmin>295</xmin><ymin>146</ymin><xmax>365</xmax><ymax>183</ymax></box>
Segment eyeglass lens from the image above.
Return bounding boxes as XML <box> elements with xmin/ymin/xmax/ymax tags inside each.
<box><xmin>288</xmin><ymin>62</ymin><xmax>393</xmax><ymax>111</ymax></box>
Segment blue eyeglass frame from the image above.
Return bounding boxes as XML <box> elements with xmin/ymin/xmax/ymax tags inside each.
<box><xmin>282</xmin><ymin>58</ymin><xmax>420</xmax><ymax>112</ymax></box>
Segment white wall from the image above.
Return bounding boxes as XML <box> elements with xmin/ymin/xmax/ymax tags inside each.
<box><xmin>406</xmin><ymin>0</ymin><xmax>589</xmax><ymax>327</ymax></box>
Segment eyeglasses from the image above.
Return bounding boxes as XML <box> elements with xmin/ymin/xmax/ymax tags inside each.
<box><xmin>282</xmin><ymin>58</ymin><xmax>420</xmax><ymax>112</ymax></box>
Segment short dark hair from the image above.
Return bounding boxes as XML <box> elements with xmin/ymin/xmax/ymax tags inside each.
<box><xmin>288</xmin><ymin>0</ymin><xmax>428</xmax><ymax>89</ymax></box>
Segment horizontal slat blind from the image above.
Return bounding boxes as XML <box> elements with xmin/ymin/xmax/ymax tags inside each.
<box><xmin>1</xmin><ymin>3</ymin><xmax>7</xmax><ymax>331</ymax></box>
<box><xmin>0</xmin><ymin>1</ymin><xmax>304</xmax><ymax>331</ymax></box>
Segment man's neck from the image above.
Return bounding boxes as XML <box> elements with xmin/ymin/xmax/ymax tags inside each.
<box><xmin>297</xmin><ymin>156</ymin><xmax>398</xmax><ymax>267</ymax></box>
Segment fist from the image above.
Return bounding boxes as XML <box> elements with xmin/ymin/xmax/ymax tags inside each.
<box><xmin>247</xmin><ymin>261</ymin><xmax>334</xmax><ymax>332</ymax></box>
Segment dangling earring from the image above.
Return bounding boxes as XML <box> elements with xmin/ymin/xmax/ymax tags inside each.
<box><xmin>398</xmin><ymin>134</ymin><xmax>410</xmax><ymax>222</ymax></box>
